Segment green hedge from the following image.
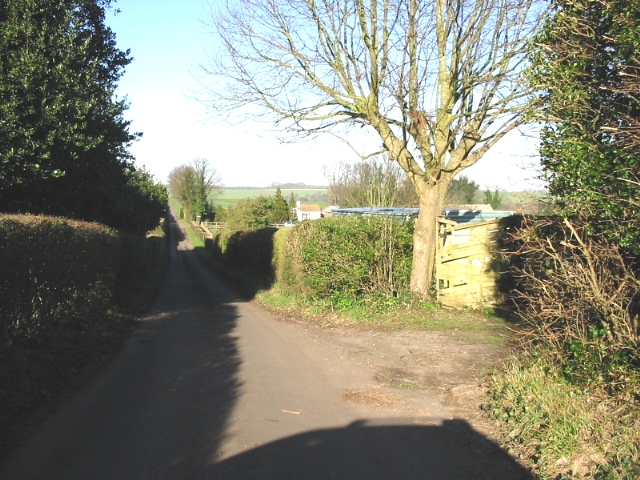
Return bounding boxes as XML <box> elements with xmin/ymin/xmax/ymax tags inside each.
<box><xmin>203</xmin><ymin>226</ymin><xmax>277</xmax><ymax>294</ymax></box>
<box><xmin>203</xmin><ymin>216</ymin><xmax>413</xmax><ymax>302</ymax></box>
<box><xmin>115</xmin><ymin>229</ymin><xmax>169</xmax><ymax>313</ymax></box>
<box><xmin>275</xmin><ymin>216</ymin><xmax>414</xmax><ymax>300</ymax></box>
<box><xmin>0</xmin><ymin>214</ymin><xmax>170</xmax><ymax>444</ymax></box>
<box><xmin>0</xmin><ymin>215</ymin><xmax>122</xmax><ymax>347</ymax></box>
<box><xmin>0</xmin><ymin>214</ymin><xmax>167</xmax><ymax>346</ymax></box>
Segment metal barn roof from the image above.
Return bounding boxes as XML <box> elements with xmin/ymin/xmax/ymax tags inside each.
<box><xmin>331</xmin><ymin>207</ymin><xmax>514</xmax><ymax>224</ymax></box>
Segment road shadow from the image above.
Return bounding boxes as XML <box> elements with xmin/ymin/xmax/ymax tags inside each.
<box><xmin>1</xmin><ymin>212</ymin><xmax>533</xmax><ymax>479</ymax></box>
<box><xmin>207</xmin><ymin>418</ymin><xmax>533</xmax><ymax>480</ymax></box>
<box><xmin>201</xmin><ymin>226</ymin><xmax>278</xmax><ymax>300</ymax></box>
<box><xmin>132</xmin><ymin>210</ymin><xmax>244</xmax><ymax>478</ymax></box>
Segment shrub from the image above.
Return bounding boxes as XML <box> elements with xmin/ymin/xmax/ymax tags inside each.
<box><xmin>202</xmin><ymin>225</ymin><xmax>278</xmax><ymax>295</ymax></box>
<box><xmin>0</xmin><ymin>215</ymin><xmax>121</xmax><ymax>347</ymax></box>
<box><xmin>115</xmin><ymin>227</ymin><xmax>169</xmax><ymax>313</ymax></box>
<box><xmin>504</xmin><ymin>215</ymin><xmax>639</xmax><ymax>392</ymax></box>
<box><xmin>0</xmin><ymin>214</ymin><xmax>168</xmax><ymax>344</ymax></box>
<box><xmin>277</xmin><ymin>216</ymin><xmax>414</xmax><ymax>302</ymax></box>
<box><xmin>490</xmin><ymin>214</ymin><xmax>640</xmax><ymax>479</ymax></box>
<box><xmin>0</xmin><ymin>214</ymin><xmax>168</xmax><ymax>444</ymax></box>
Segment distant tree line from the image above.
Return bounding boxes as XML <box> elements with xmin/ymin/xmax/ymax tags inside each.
<box><xmin>0</xmin><ymin>0</ymin><xmax>167</xmax><ymax>234</ymax></box>
<box><xmin>325</xmin><ymin>155</ymin><xmax>504</xmax><ymax>210</ymax></box>
<box><xmin>266</xmin><ymin>182</ymin><xmax>324</xmax><ymax>189</ymax></box>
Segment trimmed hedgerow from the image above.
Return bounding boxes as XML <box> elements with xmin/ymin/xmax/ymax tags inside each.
<box><xmin>0</xmin><ymin>214</ymin><xmax>168</xmax><ymax>447</ymax></box>
<box><xmin>0</xmin><ymin>215</ymin><xmax>122</xmax><ymax>347</ymax></box>
<box><xmin>0</xmin><ymin>214</ymin><xmax>168</xmax><ymax>345</ymax></box>
<box><xmin>276</xmin><ymin>216</ymin><xmax>414</xmax><ymax>301</ymax></box>
<box><xmin>201</xmin><ymin>216</ymin><xmax>414</xmax><ymax>304</ymax></box>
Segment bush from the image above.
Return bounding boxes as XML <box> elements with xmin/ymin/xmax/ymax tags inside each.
<box><xmin>489</xmin><ymin>214</ymin><xmax>640</xmax><ymax>479</ymax></box>
<box><xmin>0</xmin><ymin>214</ymin><xmax>168</xmax><ymax>446</ymax></box>
<box><xmin>115</xmin><ymin>227</ymin><xmax>169</xmax><ymax>313</ymax></box>
<box><xmin>201</xmin><ymin>225</ymin><xmax>278</xmax><ymax>296</ymax></box>
<box><xmin>504</xmin><ymin>215</ymin><xmax>639</xmax><ymax>392</ymax></box>
<box><xmin>0</xmin><ymin>215</ymin><xmax>121</xmax><ymax>347</ymax></box>
<box><xmin>199</xmin><ymin>216</ymin><xmax>414</xmax><ymax>308</ymax></box>
<box><xmin>277</xmin><ymin>216</ymin><xmax>414</xmax><ymax>303</ymax></box>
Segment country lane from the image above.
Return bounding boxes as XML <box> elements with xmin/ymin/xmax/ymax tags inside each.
<box><xmin>0</xmin><ymin>212</ymin><xmax>532</xmax><ymax>480</ymax></box>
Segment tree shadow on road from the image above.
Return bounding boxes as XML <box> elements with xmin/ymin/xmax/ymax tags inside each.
<box><xmin>199</xmin><ymin>226</ymin><xmax>279</xmax><ymax>300</ymax></box>
<box><xmin>168</xmin><ymin>210</ymin><xmax>532</xmax><ymax>480</ymax></box>
<box><xmin>206</xmin><ymin>418</ymin><xmax>533</xmax><ymax>480</ymax></box>
<box><xmin>168</xmin><ymin>212</ymin><xmax>533</xmax><ymax>480</ymax></box>
<box><xmin>136</xmin><ymin>211</ymin><xmax>245</xmax><ymax>478</ymax></box>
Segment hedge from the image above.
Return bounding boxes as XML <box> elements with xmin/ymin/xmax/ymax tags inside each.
<box><xmin>275</xmin><ymin>216</ymin><xmax>414</xmax><ymax>300</ymax></box>
<box><xmin>0</xmin><ymin>215</ymin><xmax>124</xmax><ymax>347</ymax></box>
<box><xmin>204</xmin><ymin>216</ymin><xmax>414</xmax><ymax>302</ymax></box>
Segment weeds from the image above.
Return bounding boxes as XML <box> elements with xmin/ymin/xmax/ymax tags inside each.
<box><xmin>505</xmin><ymin>216</ymin><xmax>639</xmax><ymax>381</ymax></box>
<box><xmin>256</xmin><ymin>284</ymin><xmax>510</xmax><ymax>346</ymax></box>
<box><xmin>487</xmin><ymin>356</ymin><xmax>640</xmax><ymax>479</ymax></box>
<box><xmin>489</xmin><ymin>215</ymin><xmax>640</xmax><ymax>479</ymax></box>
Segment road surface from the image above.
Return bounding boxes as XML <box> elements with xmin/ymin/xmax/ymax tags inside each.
<box><xmin>0</xmin><ymin>213</ymin><xmax>532</xmax><ymax>479</ymax></box>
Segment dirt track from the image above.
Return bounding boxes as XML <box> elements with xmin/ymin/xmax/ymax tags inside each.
<box><xmin>0</xmin><ymin>213</ymin><xmax>532</xmax><ymax>479</ymax></box>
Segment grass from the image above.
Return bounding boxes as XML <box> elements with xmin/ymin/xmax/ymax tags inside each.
<box><xmin>213</xmin><ymin>187</ymin><xmax>330</xmax><ymax>208</ymax></box>
<box><xmin>487</xmin><ymin>357</ymin><xmax>640</xmax><ymax>479</ymax></box>
<box><xmin>256</xmin><ymin>285</ymin><xmax>512</xmax><ymax>346</ymax></box>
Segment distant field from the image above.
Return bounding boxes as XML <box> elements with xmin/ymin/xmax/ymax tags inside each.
<box><xmin>213</xmin><ymin>188</ymin><xmax>331</xmax><ymax>207</ymax></box>
<box><xmin>210</xmin><ymin>187</ymin><xmax>547</xmax><ymax>211</ymax></box>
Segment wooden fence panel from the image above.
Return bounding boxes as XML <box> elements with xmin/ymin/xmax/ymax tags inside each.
<box><xmin>436</xmin><ymin>219</ymin><xmax>506</xmax><ymax>307</ymax></box>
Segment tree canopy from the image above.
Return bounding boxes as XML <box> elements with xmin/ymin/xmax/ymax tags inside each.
<box><xmin>0</xmin><ymin>0</ymin><xmax>166</xmax><ymax>234</ymax></box>
<box><xmin>203</xmin><ymin>0</ymin><xmax>544</xmax><ymax>296</ymax></box>
<box><xmin>216</xmin><ymin>193</ymin><xmax>295</xmax><ymax>229</ymax></box>
<box><xmin>531</xmin><ymin>0</ymin><xmax>640</xmax><ymax>251</ymax></box>
<box><xmin>168</xmin><ymin>158</ymin><xmax>223</xmax><ymax>220</ymax></box>
<box><xmin>445</xmin><ymin>176</ymin><xmax>480</xmax><ymax>206</ymax></box>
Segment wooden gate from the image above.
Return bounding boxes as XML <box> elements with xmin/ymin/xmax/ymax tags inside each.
<box><xmin>436</xmin><ymin>218</ymin><xmax>506</xmax><ymax>307</ymax></box>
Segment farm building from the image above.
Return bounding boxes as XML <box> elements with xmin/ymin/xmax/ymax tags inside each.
<box><xmin>294</xmin><ymin>201</ymin><xmax>322</xmax><ymax>221</ymax></box>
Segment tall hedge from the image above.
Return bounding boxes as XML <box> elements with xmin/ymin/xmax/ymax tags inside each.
<box><xmin>0</xmin><ymin>215</ymin><xmax>121</xmax><ymax>347</ymax></box>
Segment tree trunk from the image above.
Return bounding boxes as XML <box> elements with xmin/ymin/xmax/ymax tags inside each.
<box><xmin>410</xmin><ymin>182</ymin><xmax>446</xmax><ymax>299</ymax></box>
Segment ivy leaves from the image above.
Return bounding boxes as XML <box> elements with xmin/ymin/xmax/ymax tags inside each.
<box><xmin>531</xmin><ymin>0</ymin><xmax>640</xmax><ymax>252</ymax></box>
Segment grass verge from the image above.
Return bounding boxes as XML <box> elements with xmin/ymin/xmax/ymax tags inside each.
<box><xmin>256</xmin><ymin>284</ymin><xmax>513</xmax><ymax>346</ymax></box>
<box><xmin>486</xmin><ymin>356</ymin><xmax>640</xmax><ymax>479</ymax></box>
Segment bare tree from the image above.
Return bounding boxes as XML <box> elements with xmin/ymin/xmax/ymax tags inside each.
<box><xmin>324</xmin><ymin>154</ymin><xmax>417</xmax><ymax>207</ymax></box>
<box><xmin>202</xmin><ymin>0</ymin><xmax>543</xmax><ymax>297</ymax></box>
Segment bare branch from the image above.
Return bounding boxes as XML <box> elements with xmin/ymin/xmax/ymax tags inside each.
<box><xmin>200</xmin><ymin>0</ymin><xmax>545</xmax><ymax>296</ymax></box>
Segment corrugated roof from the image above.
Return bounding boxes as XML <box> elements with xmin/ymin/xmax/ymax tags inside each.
<box><xmin>332</xmin><ymin>207</ymin><xmax>514</xmax><ymax>224</ymax></box>
<box><xmin>444</xmin><ymin>209</ymin><xmax>514</xmax><ymax>223</ymax></box>
<box><xmin>332</xmin><ymin>207</ymin><xmax>419</xmax><ymax>217</ymax></box>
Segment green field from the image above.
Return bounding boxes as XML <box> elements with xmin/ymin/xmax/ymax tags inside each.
<box><xmin>210</xmin><ymin>187</ymin><xmax>548</xmax><ymax>212</ymax></box>
<box><xmin>213</xmin><ymin>187</ymin><xmax>331</xmax><ymax>207</ymax></box>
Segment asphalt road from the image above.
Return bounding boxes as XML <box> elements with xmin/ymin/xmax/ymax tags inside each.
<box><xmin>0</xmin><ymin>213</ymin><xmax>532</xmax><ymax>480</ymax></box>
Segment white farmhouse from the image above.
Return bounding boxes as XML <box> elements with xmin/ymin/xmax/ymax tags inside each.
<box><xmin>294</xmin><ymin>201</ymin><xmax>322</xmax><ymax>221</ymax></box>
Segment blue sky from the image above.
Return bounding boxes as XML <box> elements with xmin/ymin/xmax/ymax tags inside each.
<box><xmin>107</xmin><ymin>1</ymin><xmax>543</xmax><ymax>190</ymax></box>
